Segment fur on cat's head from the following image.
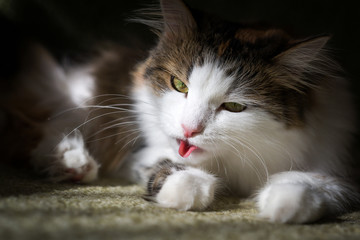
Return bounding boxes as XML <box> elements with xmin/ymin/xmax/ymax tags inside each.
<box><xmin>132</xmin><ymin>0</ymin><xmax>339</xmax><ymax>166</ymax></box>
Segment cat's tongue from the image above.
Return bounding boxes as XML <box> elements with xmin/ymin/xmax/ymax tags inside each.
<box><xmin>179</xmin><ymin>140</ymin><xmax>198</xmax><ymax>158</ymax></box>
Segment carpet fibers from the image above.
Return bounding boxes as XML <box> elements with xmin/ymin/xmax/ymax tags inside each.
<box><xmin>1</xmin><ymin>166</ymin><xmax>360</xmax><ymax>240</ymax></box>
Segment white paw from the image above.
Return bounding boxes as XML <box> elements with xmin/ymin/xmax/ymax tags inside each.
<box><xmin>155</xmin><ymin>168</ymin><xmax>217</xmax><ymax>211</ymax></box>
<box><xmin>49</xmin><ymin>134</ymin><xmax>99</xmax><ymax>183</ymax></box>
<box><xmin>257</xmin><ymin>183</ymin><xmax>325</xmax><ymax>223</ymax></box>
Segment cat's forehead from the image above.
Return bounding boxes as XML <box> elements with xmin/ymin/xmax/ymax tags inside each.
<box><xmin>198</xmin><ymin>24</ymin><xmax>292</xmax><ymax>65</ymax></box>
<box><xmin>215</xmin><ymin>27</ymin><xmax>291</xmax><ymax>58</ymax></box>
<box><xmin>188</xmin><ymin>60</ymin><xmax>235</xmax><ymax>99</ymax></box>
<box><xmin>155</xmin><ymin>23</ymin><xmax>292</xmax><ymax>80</ymax></box>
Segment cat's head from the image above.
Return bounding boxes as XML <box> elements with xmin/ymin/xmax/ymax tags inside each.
<box><xmin>133</xmin><ymin>0</ymin><xmax>332</xmax><ymax>164</ymax></box>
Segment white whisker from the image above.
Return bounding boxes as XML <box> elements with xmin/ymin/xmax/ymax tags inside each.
<box><xmin>229</xmin><ymin>135</ymin><xmax>269</xmax><ymax>183</ymax></box>
<box><xmin>116</xmin><ymin>129</ymin><xmax>144</xmax><ymax>152</ymax></box>
<box><xmin>86</xmin><ymin>123</ymin><xmax>142</xmax><ymax>143</ymax></box>
<box><xmin>223</xmin><ymin>138</ymin><xmax>264</xmax><ymax>184</ymax></box>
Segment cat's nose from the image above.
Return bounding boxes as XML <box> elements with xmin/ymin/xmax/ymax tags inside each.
<box><xmin>181</xmin><ymin>124</ymin><xmax>203</xmax><ymax>138</ymax></box>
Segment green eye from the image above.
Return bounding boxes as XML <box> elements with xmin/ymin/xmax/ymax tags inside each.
<box><xmin>171</xmin><ymin>76</ymin><xmax>188</xmax><ymax>93</ymax></box>
<box><xmin>223</xmin><ymin>102</ymin><xmax>246</xmax><ymax>112</ymax></box>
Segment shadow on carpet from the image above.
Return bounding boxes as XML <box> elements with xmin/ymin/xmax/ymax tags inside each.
<box><xmin>1</xmin><ymin>165</ymin><xmax>360</xmax><ymax>240</ymax></box>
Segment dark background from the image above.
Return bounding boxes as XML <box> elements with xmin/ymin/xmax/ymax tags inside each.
<box><xmin>1</xmin><ymin>0</ymin><xmax>359</xmax><ymax>103</ymax></box>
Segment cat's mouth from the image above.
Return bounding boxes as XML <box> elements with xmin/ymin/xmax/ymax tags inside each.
<box><xmin>178</xmin><ymin>140</ymin><xmax>199</xmax><ymax>158</ymax></box>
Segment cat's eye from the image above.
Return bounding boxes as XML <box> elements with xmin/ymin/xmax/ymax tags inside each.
<box><xmin>171</xmin><ymin>76</ymin><xmax>188</xmax><ymax>93</ymax></box>
<box><xmin>223</xmin><ymin>102</ymin><xmax>246</xmax><ymax>112</ymax></box>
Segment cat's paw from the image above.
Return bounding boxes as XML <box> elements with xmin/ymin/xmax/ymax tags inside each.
<box><xmin>47</xmin><ymin>134</ymin><xmax>99</xmax><ymax>183</ymax></box>
<box><xmin>146</xmin><ymin>160</ymin><xmax>217</xmax><ymax>211</ymax></box>
<box><xmin>156</xmin><ymin>169</ymin><xmax>216</xmax><ymax>210</ymax></box>
<box><xmin>257</xmin><ymin>183</ymin><xmax>325</xmax><ymax>223</ymax></box>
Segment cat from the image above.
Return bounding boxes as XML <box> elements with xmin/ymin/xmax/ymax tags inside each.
<box><xmin>2</xmin><ymin>0</ymin><xmax>359</xmax><ymax>224</ymax></box>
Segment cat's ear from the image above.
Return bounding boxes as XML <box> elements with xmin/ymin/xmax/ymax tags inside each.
<box><xmin>160</xmin><ymin>0</ymin><xmax>196</xmax><ymax>38</ymax></box>
<box><xmin>274</xmin><ymin>36</ymin><xmax>330</xmax><ymax>74</ymax></box>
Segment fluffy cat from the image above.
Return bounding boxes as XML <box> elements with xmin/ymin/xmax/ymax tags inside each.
<box><xmin>2</xmin><ymin>0</ymin><xmax>359</xmax><ymax>224</ymax></box>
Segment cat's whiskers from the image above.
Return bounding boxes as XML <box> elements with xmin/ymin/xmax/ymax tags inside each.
<box><xmin>62</xmin><ymin>109</ymin><xmax>132</xmax><ymax>138</ymax></box>
<box><xmin>80</xmin><ymin>93</ymin><xmax>132</xmax><ymax>103</ymax></box>
<box><xmin>219</xmin><ymin>136</ymin><xmax>262</xmax><ymax>183</ymax></box>
<box><xmin>219</xmin><ymin>133</ymin><xmax>267</xmax><ymax>185</ymax></box>
<box><xmin>86</xmin><ymin>120</ymin><xmax>142</xmax><ymax>143</ymax></box>
<box><xmin>51</xmin><ymin>92</ymin><xmax>158</xmax><ymax>120</ymax></box>
<box><xmin>99</xmin><ymin>115</ymin><xmax>138</xmax><ymax>128</ymax></box>
<box><xmin>259</xmin><ymin>133</ymin><xmax>295</xmax><ymax>172</ymax></box>
<box><xmin>81</xmin><ymin>107</ymin><xmax>157</xmax><ymax>144</ymax></box>
<box><xmin>62</xmin><ymin>102</ymin><xmax>155</xmax><ymax>139</ymax></box>
<box><xmin>116</xmin><ymin>129</ymin><xmax>143</xmax><ymax>151</ymax></box>
<box><xmin>235</xmin><ymin>125</ymin><xmax>295</xmax><ymax>172</ymax></box>
<box><xmin>50</xmin><ymin>104</ymin><xmax>136</xmax><ymax>121</ymax></box>
<box><xmin>207</xmin><ymin>138</ymin><xmax>234</xmax><ymax>194</ymax></box>
<box><xmin>229</xmin><ymin>134</ymin><xmax>270</xmax><ymax>183</ymax></box>
<box><xmin>50</xmin><ymin>92</ymin><xmax>134</xmax><ymax>118</ymax></box>
<box><xmin>220</xmin><ymin>127</ymin><xmax>269</xmax><ymax>175</ymax></box>
<box><xmin>84</xmin><ymin>94</ymin><xmax>161</xmax><ymax>113</ymax></box>
<box><xmin>208</xmin><ymin>138</ymin><xmax>223</xmax><ymax>177</ymax></box>
<box><xmin>64</xmin><ymin>93</ymin><xmax>173</xmax><ymax>148</ymax></box>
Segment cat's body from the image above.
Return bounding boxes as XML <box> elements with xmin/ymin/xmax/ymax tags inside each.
<box><xmin>2</xmin><ymin>0</ymin><xmax>359</xmax><ymax>223</ymax></box>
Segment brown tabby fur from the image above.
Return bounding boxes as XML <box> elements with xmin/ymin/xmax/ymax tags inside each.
<box><xmin>135</xmin><ymin>14</ymin><xmax>328</xmax><ymax>129</ymax></box>
<box><xmin>1</xmin><ymin>45</ymin><xmax>144</xmax><ymax>174</ymax></box>
<box><xmin>85</xmin><ymin>46</ymin><xmax>144</xmax><ymax>174</ymax></box>
<box><xmin>1</xmin><ymin>1</ymin><xmax>336</xmax><ymax>175</ymax></box>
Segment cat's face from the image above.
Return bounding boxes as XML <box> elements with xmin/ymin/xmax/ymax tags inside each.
<box><xmin>133</xmin><ymin>0</ymin><xmax>328</xmax><ymax>165</ymax></box>
<box><xmin>149</xmin><ymin>59</ymin><xmax>282</xmax><ymax>164</ymax></box>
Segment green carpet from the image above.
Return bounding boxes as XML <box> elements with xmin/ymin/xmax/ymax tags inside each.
<box><xmin>1</xmin><ymin>166</ymin><xmax>360</xmax><ymax>240</ymax></box>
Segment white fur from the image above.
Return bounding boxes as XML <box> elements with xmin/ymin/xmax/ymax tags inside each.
<box><xmin>133</xmin><ymin>59</ymin><xmax>356</xmax><ymax>223</ymax></box>
<box><xmin>55</xmin><ymin>133</ymin><xmax>99</xmax><ymax>183</ymax></box>
<box><xmin>257</xmin><ymin>172</ymin><xmax>328</xmax><ymax>223</ymax></box>
<box><xmin>32</xmin><ymin>131</ymin><xmax>99</xmax><ymax>183</ymax></box>
<box><xmin>119</xmin><ymin>144</ymin><xmax>179</xmax><ymax>185</ymax></box>
<box><xmin>155</xmin><ymin>167</ymin><xmax>217</xmax><ymax>211</ymax></box>
<box><xmin>66</xmin><ymin>68</ymin><xmax>95</xmax><ymax>106</ymax></box>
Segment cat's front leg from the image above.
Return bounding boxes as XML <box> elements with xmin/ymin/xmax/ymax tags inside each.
<box><xmin>257</xmin><ymin>171</ymin><xmax>358</xmax><ymax>223</ymax></box>
<box><xmin>145</xmin><ymin>159</ymin><xmax>217</xmax><ymax>211</ymax></box>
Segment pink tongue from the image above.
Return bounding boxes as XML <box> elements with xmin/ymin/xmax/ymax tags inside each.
<box><xmin>179</xmin><ymin>140</ymin><xmax>198</xmax><ymax>158</ymax></box>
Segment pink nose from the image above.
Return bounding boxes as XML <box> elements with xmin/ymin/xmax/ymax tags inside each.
<box><xmin>181</xmin><ymin>124</ymin><xmax>203</xmax><ymax>138</ymax></box>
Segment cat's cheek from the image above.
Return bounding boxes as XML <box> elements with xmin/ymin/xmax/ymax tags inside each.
<box><xmin>257</xmin><ymin>183</ymin><xmax>325</xmax><ymax>223</ymax></box>
<box><xmin>155</xmin><ymin>168</ymin><xmax>217</xmax><ymax>211</ymax></box>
